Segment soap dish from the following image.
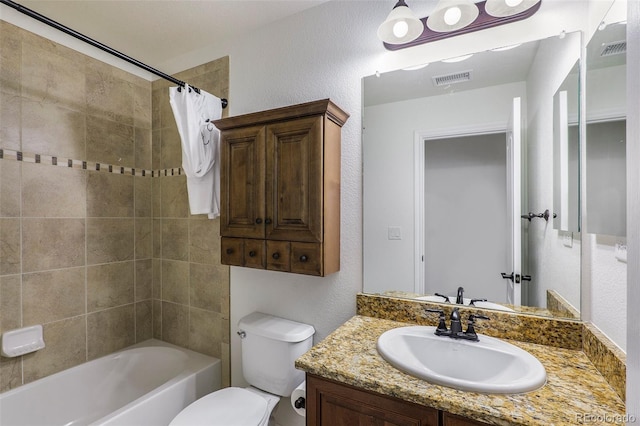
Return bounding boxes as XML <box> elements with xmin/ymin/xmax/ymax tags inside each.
<box><xmin>1</xmin><ymin>325</ymin><xmax>45</xmax><ymax>357</ymax></box>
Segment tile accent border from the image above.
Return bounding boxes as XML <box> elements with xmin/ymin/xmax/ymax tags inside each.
<box><xmin>0</xmin><ymin>148</ymin><xmax>183</xmax><ymax>178</ymax></box>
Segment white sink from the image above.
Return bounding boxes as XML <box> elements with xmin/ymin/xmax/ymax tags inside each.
<box><xmin>377</xmin><ymin>326</ymin><xmax>546</xmax><ymax>394</ymax></box>
<box><xmin>416</xmin><ymin>296</ymin><xmax>515</xmax><ymax>312</ymax></box>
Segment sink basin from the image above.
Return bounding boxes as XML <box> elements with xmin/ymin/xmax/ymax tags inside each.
<box><xmin>416</xmin><ymin>296</ymin><xmax>515</xmax><ymax>312</ymax></box>
<box><xmin>377</xmin><ymin>326</ymin><xmax>546</xmax><ymax>394</ymax></box>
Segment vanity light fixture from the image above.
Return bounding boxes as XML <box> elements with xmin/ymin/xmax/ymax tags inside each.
<box><xmin>484</xmin><ymin>0</ymin><xmax>540</xmax><ymax>17</ymax></box>
<box><xmin>377</xmin><ymin>0</ymin><xmax>424</xmax><ymax>44</ymax></box>
<box><xmin>426</xmin><ymin>0</ymin><xmax>479</xmax><ymax>33</ymax></box>
<box><xmin>379</xmin><ymin>0</ymin><xmax>541</xmax><ymax>51</ymax></box>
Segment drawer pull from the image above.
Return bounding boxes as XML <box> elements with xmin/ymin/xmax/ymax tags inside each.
<box><xmin>226</xmin><ymin>248</ymin><xmax>234</xmax><ymax>255</ymax></box>
<box><xmin>265</xmin><ymin>218</ymin><xmax>272</xmax><ymax>224</ymax></box>
<box><xmin>272</xmin><ymin>252</ymin><xmax>280</xmax><ymax>260</ymax></box>
<box><xmin>255</xmin><ymin>218</ymin><xmax>263</xmax><ymax>224</ymax></box>
<box><xmin>249</xmin><ymin>251</ymin><xmax>256</xmax><ymax>257</ymax></box>
<box><xmin>299</xmin><ymin>255</ymin><xmax>308</xmax><ymax>262</ymax></box>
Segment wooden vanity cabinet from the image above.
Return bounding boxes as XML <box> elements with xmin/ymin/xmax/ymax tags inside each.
<box><xmin>215</xmin><ymin>99</ymin><xmax>348</xmax><ymax>277</ymax></box>
<box><xmin>306</xmin><ymin>375</ymin><xmax>489</xmax><ymax>426</ymax></box>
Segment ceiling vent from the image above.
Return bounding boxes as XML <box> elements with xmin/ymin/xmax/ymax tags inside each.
<box><xmin>600</xmin><ymin>40</ymin><xmax>626</xmax><ymax>57</ymax></box>
<box><xmin>432</xmin><ymin>70</ymin><xmax>472</xmax><ymax>87</ymax></box>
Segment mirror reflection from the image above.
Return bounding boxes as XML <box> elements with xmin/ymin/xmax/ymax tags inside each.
<box><xmin>585</xmin><ymin>19</ymin><xmax>626</xmax><ymax>237</ymax></box>
<box><xmin>363</xmin><ymin>32</ymin><xmax>582</xmax><ymax>319</ymax></box>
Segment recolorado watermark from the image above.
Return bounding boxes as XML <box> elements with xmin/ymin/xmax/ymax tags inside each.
<box><xmin>576</xmin><ymin>413</ymin><xmax>637</xmax><ymax>424</ymax></box>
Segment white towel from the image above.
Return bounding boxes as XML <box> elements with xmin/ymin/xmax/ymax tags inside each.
<box><xmin>169</xmin><ymin>84</ymin><xmax>223</xmax><ymax>218</ymax></box>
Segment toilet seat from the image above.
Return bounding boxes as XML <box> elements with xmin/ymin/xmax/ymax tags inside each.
<box><xmin>169</xmin><ymin>387</ymin><xmax>270</xmax><ymax>426</ymax></box>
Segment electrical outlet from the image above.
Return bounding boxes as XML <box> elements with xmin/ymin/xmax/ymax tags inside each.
<box><xmin>388</xmin><ymin>226</ymin><xmax>402</xmax><ymax>240</ymax></box>
<box><xmin>615</xmin><ymin>243</ymin><xmax>627</xmax><ymax>263</ymax></box>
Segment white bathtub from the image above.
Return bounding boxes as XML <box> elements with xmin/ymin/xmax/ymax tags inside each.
<box><xmin>0</xmin><ymin>339</ymin><xmax>221</xmax><ymax>426</ymax></box>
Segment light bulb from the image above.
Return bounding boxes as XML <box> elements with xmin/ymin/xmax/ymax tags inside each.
<box><xmin>505</xmin><ymin>0</ymin><xmax>523</xmax><ymax>6</ymax></box>
<box><xmin>392</xmin><ymin>20</ymin><xmax>409</xmax><ymax>38</ymax></box>
<box><xmin>443</xmin><ymin>6</ymin><xmax>462</xmax><ymax>26</ymax></box>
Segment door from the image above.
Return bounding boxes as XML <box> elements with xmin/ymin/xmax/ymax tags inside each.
<box><xmin>265</xmin><ymin>115</ymin><xmax>323</xmax><ymax>242</ymax></box>
<box><xmin>220</xmin><ymin>125</ymin><xmax>266</xmax><ymax>238</ymax></box>
<box><xmin>504</xmin><ymin>97</ymin><xmax>522</xmax><ymax>306</ymax></box>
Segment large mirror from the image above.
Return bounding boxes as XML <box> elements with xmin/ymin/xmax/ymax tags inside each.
<box><xmin>585</xmin><ymin>15</ymin><xmax>626</xmax><ymax>237</ymax></box>
<box><xmin>363</xmin><ymin>31</ymin><xmax>582</xmax><ymax>319</ymax></box>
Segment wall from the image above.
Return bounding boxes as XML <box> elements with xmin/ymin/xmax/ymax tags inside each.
<box><xmin>525</xmin><ymin>32</ymin><xmax>582</xmax><ymax>313</ymax></box>
<box><xmin>0</xmin><ymin>21</ymin><xmax>153</xmax><ymax>390</ymax></box>
<box><xmin>150</xmin><ymin>59</ymin><xmax>231</xmax><ymax>386</ymax></box>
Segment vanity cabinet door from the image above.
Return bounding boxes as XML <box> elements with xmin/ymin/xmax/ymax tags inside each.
<box><xmin>306</xmin><ymin>375</ymin><xmax>438</xmax><ymax>426</ymax></box>
<box><xmin>442</xmin><ymin>412</ymin><xmax>489</xmax><ymax>426</ymax></box>
<box><xmin>265</xmin><ymin>116</ymin><xmax>323</xmax><ymax>242</ymax></box>
<box><xmin>220</xmin><ymin>125</ymin><xmax>266</xmax><ymax>239</ymax></box>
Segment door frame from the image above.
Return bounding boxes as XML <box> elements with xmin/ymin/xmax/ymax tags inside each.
<box><xmin>413</xmin><ymin>122</ymin><xmax>507</xmax><ymax>294</ymax></box>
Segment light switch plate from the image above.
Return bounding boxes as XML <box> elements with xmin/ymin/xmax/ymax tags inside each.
<box><xmin>562</xmin><ymin>233</ymin><xmax>573</xmax><ymax>248</ymax></box>
<box><xmin>388</xmin><ymin>226</ymin><xmax>402</xmax><ymax>240</ymax></box>
<box><xmin>615</xmin><ymin>243</ymin><xmax>627</xmax><ymax>263</ymax></box>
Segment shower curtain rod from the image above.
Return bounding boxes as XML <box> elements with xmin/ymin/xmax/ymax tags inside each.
<box><xmin>1</xmin><ymin>0</ymin><xmax>228</xmax><ymax>109</ymax></box>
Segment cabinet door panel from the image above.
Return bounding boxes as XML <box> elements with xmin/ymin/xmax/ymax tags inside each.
<box><xmin>307</xmin><ymin>375</ymin><xmax>438</xmax><ymax>426</ymax></box>
<box><xmin>290</xmin><ymin>242</ymin><xmax>322</xmax><ymax>276</ymax></box>
<box><xmin>265</xmin><ymin>116</ymin><xmax>323</xmax><ymax>242</ymax></box>
<box><xmin>221</xmin><ymin>238</ymin><xmax>243</xmax><ymax>266</ymax></box>
<box><xmin>220</xmin><ymin>125</ymin><xmax>266</xmax><ymax>238</ymax></box>
<box><xmin>442</xmin><ymin>412</ymin><xmax>489</xmax><ymax>426</ymax></box>
<box><xmin>244</xmin><ymin>239</ymin><xmax>266</xmax><ymax>269</ymax></box>
<box><xmin>266</xmin><ymin>240</ymin><xmax>291</xmax><ymax>272</ymax></box>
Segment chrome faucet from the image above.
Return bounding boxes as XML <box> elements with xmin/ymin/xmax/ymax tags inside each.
<box><xmin>456</xmin><ymin>286</ymin><xmax>464</xmax><ymax>304</ymax></box>
<box><xmin>425</xmin><ymin>307</ymin><xmax>489</xmax><ymax>342</ymax></box>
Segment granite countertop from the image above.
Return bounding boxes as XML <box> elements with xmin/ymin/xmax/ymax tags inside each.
<box><xmin>295</xmin><ymin>315</ymin><xmax>626</xmax><ymax>426</ymax></box>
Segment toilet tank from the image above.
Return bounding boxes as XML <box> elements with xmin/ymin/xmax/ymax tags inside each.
<box><xmin>238</xmin><ymin>312</ymin><xmax>315</xmax><ymax>397</ymax></box>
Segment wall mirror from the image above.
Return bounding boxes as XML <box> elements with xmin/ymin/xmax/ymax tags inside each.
<box><xmin>585</xmin><ymin>15</ymin><xmax>626</xmax><ymax>237</ymax></box>
<box><xmin>362</xmin><ymin>31</ymin><xmax>582</xmax><ymax>319</ymax></box>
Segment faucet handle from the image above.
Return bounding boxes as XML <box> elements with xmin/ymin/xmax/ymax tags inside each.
<box><xmin>425</xmin><ymin>308</ymin><xmax>448</xmax><ymax>334</ymax></box>
<box><xmin>464</xmin><ymin>314</ymin><xmax>490</xmax><ymax>341</ymax></box>
<box><xmin>434</xmin><ymin>293</ymin><xmax>450</xmax><ymax>303</ymax></box>
<box><xmin>469</xmin><ymin>298</ymin><xmax>487</xmax><ymax>306</ymax></box>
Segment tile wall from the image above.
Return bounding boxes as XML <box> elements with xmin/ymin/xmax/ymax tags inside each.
<box><xmin>0</xmin><ymin>21</ymin><xmax>230</xmax><ymax>390</ymax></box>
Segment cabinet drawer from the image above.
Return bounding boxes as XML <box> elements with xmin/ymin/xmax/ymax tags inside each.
<box><xmin>221</xmin><ymin>238</ymin><xmax>243</xmax><ymax>266</ymax></box>
<box><xmin>266</xmin><ymin>240</ymin><xmax>291</xmax><ymax>272</ymax></box>
<box><xmin>244</xmin><ymin>239</ymin><xmax>266</xmax><ymax>269</ymax></box>
<box><xmin>291</xmin><ymin>242</ymin><xmax>322</xmax><ymax>276</ymax></box>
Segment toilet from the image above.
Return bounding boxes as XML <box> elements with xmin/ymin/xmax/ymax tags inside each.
<box><xmin>170</xmin><ymin>312</ymin><xmax>315</xmax><ymax>426</ymax></box>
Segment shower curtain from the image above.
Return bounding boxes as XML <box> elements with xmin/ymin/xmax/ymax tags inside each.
<box><xmin>169</xmin><ymin>84</ymin><xmax>223</xmax><ymax>219</ymax></box>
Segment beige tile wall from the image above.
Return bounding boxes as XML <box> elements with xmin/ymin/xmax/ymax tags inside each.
<box><xmin>0</xmin><ymin>20</ymin><xmax>230</xmax><ymax>391</ymax></box>
<box><xmin>151</xmin><ymin>57</ymin><xmax>231</xmax><ymax>387</ymax></box>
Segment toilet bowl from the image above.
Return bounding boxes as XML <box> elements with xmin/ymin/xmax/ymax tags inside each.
<box><xmin>169</xmin><ymin>312</ymin><xmax>314</xmax><ymax>426</ymax></box>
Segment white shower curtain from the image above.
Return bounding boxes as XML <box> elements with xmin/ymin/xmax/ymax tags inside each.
<box><xmin>169</xmin><ymin>84</ymin><xmax>223</xmax><ymax>219</ymax></box>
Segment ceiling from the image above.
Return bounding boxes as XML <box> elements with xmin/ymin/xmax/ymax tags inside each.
<box><xmin>10</xmin><ymin>0</ymin><xmax>329</xmax><ymax>68</ymax></box>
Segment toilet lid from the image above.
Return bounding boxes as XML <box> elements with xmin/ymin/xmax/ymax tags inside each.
<box><xmin>170</xmin><ymin>387</ymin><xmax>269</xmax><ymax>426</ymax></box>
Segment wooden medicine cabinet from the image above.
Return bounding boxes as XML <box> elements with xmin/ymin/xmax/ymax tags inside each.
<box><xmin>214</xmin><ymin>99</ymin><xmax>349</xmax><ymax>277</ymax></box>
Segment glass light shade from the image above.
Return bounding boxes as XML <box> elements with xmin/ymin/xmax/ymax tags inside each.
<box><xmin>377</xmin><ymin>0</ymin><xmax>424</xmax><ymax>44</ymax></box>
<box><xmin>426</xmin><ymin>0</ymin><xmax>479</xmax><ymax>33</ymax></box>
<box><xmin>484</xmin><ymin>0</ymin><xmax>540</xmax><ymax>17</ymax></box>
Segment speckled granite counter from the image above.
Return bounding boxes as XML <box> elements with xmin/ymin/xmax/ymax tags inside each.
<box><xmin>295</xmin><ymin>315</ymin><xmax>626</xmax><ymax>426</ymax></box>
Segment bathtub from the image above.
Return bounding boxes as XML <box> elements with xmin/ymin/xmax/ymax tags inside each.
<box><xmin>0</xmin><ymin>339</ymin><xmax>221</xmax><ymax>426</ymax></box>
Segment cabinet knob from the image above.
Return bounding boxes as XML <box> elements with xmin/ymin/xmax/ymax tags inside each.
<box><xmin>272</xmin><ymin>252</ymin><xmax>280</xmax><ymax>260</ymax></box>
<box><xmin>265</xmin><ymin>218</ymin><xmax>272</xmax><ymax>225</ymax></box>
<box><xmin>299</xmin><ymin>255</ymin><xmax>308</xmax><ymax>262</ymax></box>
<box><xmin>249</xmin><ymin>250</ymin><xmax>256</xmax><ymax>257</ymax></box>
<box><xmin>226</xmin><ymin>248</ymin><xmax>233</xmax><ymax>255</ymax></box>
<box><xmin>255</xmin><ymin>218</ymin><xmax>263</xmax><ymax>224</ymax></box>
